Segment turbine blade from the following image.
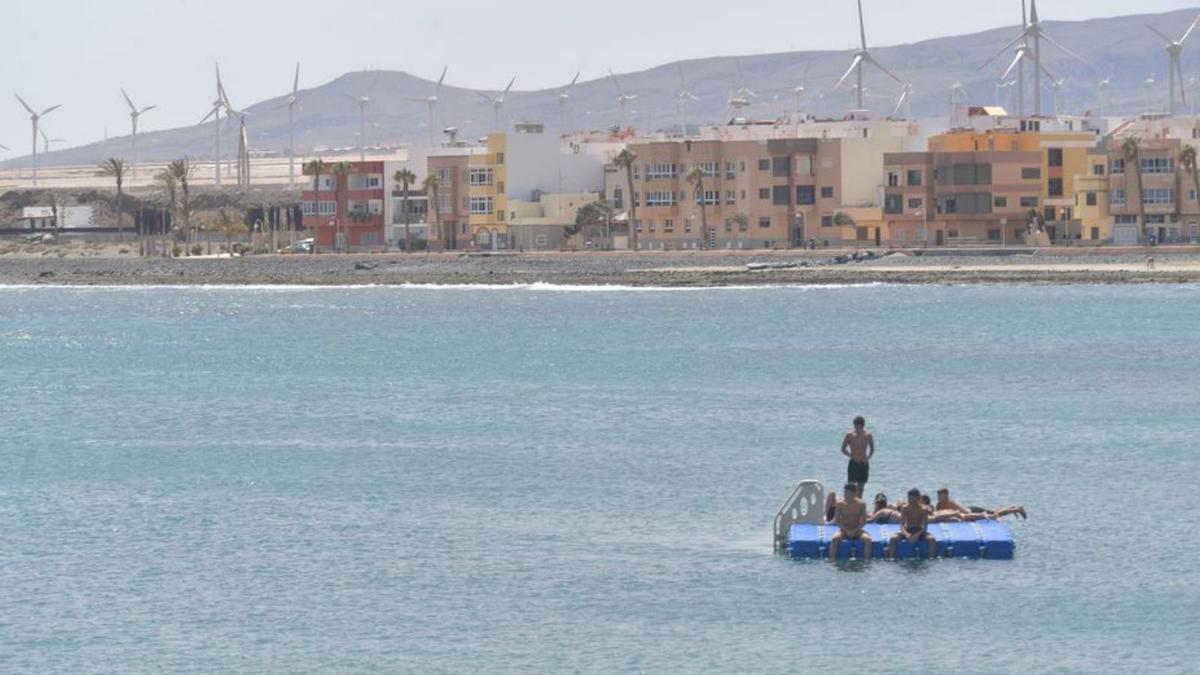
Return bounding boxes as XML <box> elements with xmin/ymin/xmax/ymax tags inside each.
<box><xmin>978</xmin><ymin>31</ymin><xmax>1029</xmax><ymax>70</ymax></box>
<box><xmin>474</xmin><ymin>91</ymin><xmax>494</xmax><ymax>103</ymax></box>
<box><xmin>293</xmin><ymin>63</ymin><xmax>301</xmax><ymax>95</ymax></box>
<box><xmin>609</xmin><ymin>69</ymin><xmax>624</xmax><ymax>96</ymax></box>
<box><xmin>1181</xmin><ymin>15</ymin><xmax>1200</xmax><ymax>44</ymax></box>
<box><xmin>857</xmin><ymin>0</ymin><xmax>867</xmax><ymax>49</ymax></box>
<box><xmin>14</xmin><ymin>94</ymin><xmax>35</xmax><ymax>115</ymax></box>
<box><xmin>121</xmin><ymin>88</ymin><xmax>136</xmax><ymax>111</ymax></box>
<box><xmin>141</xmin><ymin>104</ymin><xmax>157</xmax><ymax>114</ymax></box>
<box><xmin>1177</xmin><ymin>59</ymin><xmax>1188</xmax><ymax>106</ymax></box>
<box><xmin>834</xmin><ymin>55</ymin><xmax>863</xmax><ymax>90</ymax></box>
<box><xmin>199</xmin><ymin>107</ymin><xmax>217</xmax><ymax>125</ymax></box>
<box><xmin>570</xmin><ymin>71</ymin><xmax>580</xmax><ymax>87</ymax></box>
<box><xmin>1038</xmin><ymin>61</ymin><xmax>1058</xmax><ymax>84</ymax></box>
<box><xmin>1001</xmin><ymin>51</ymin><xmax>1025</xmax><ymax>81</ymax></box>
<box><xmin>866</xmin><ymin>57</ymin><xmax>904</xmax><ymax>85</ymax></box>
<box><xmin>893</xmin><ymin>90</ymin><xmax>908</xmax><ymax>116</ymax></box>
<box><xmin>39</xmin><ymin>128</ymin><xmax>47</xmax><ymax>142</ymax></box>
<box><xmin>1146</xmin><ymin>24</ymin><xmax>1173</xmax><ymax>44</ymax></box>
<box><xmin>41</xmin><ymin>104</ymin><xmax>62</xmax><ymax>116</ymax></box>
<box><xmin>437</xmin><ymin>65</ymin><xmax>448</xmax><ymax>89</ymax></box>
<box><xmin>1039</xmin><ymin>30</ymin><xmax>1087</xmax><ymax>64</ymax></box>
<box><xmin>504</xmin><ymin>76</ymin><xmax>516</xmax><ymax>95</ymax></box>
<box><xmin>0</xmin><ymin>144</ymin><xmax>8</xmax><ymax>151</ymax></box>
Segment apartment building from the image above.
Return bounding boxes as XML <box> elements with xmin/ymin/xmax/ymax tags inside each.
<box><xmin>613</xmin><ymin>119</ymin><xmax>918</xmax><ymax>249</ymax></box>
<box><xmin>882</xmin><ymin>110</ymin><xmax>1101</xmax><ymax>245</ymax></box>
<box><xmin>301</xmin><ymin>161</ymin><xmax>386</xmax><ymax>251</ymax></box>
<box><xmin>1105</xmin><ymin>114</ymin><xmax>1200</xmax><ymax>244</ymax></box>
<box><xmin>427</xmin><ymin>153</ymin><xmax>471</xmax><ymax>250</ymax></box>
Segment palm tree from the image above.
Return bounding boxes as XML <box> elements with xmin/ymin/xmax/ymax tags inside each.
<box><xmin>1179</xmin><ymin>145</ymin><xmax>1199</xmax><ymax>238</ymax></box>
<box><xmin>97</xmin><ymin>158</ymin><xmax>129</xmax><ymax>249</ymax></box>
<box><xmin>303</xmin><ymin>159</ymin><xmax>328</xmax><ymax>253</ymax></box>
<box><xmin>614</xmin><ymin>148</ymin><xmax>638</xmax><ymax>250</ymax></box>
<box><xmin>423</xmin><ymin>173</ymin><xmax>443</xmax><ymax>251</ymax></box>
<box><xmin>331</xmin><ymin>162</ymin><xmax>353</xmax><ymax>252</ymax></box>
<box><xmin>1122</xmin><ymin>136</ymin><xmax>1145</xmax><ymax>241</ymax></box>
<box><xmin>154</xmin><ymin>169</ymin><xmax>178</xmax><ymax>257</ymax></box>
<box><xmin>167</xmin><ymin>159</ymin><xmax>194</xmax><ymax>255</ymax></box>
<box><xmin>686</xmin><ymin>164</ymin><xmax>709</xmax><ymax>250</ymax></box>
<box><xmin>394</xmin><ymin>168</ymin><xmax>417</xmax><ymax>252</ymax></box>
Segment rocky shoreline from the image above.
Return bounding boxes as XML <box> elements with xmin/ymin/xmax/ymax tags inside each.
<box><xmin>2</xmin><ymin>249</ymin><xmax>1200</xmax><ymax>287</ymax></box>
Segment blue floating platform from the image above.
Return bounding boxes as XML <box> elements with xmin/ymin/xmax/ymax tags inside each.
<box><xmin>788</xmin><ymin>521</ymin><xmax>1015</xmax><ymax>560</ymax></box>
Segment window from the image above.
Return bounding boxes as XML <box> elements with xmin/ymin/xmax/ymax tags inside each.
<box><xmin>907</xmin><ymin>169</ymin><xmax>922</xmax><ymax>186</ymax></box>
<box><xmin>886</xmin><ymin>171</ymin><xmax>900</xmax><ymax>188</ymax></box>
<box><xmin>758</xmin><ymin>159</ymin><xmax>771</xmax><ymax>171</ymax></box>
<box><xmin>302</xmin><ymin>201</ymin><xmax>315</xmax><ymax>215</ymax></box>
<box><xmin>438</xmin><ymin>168</ymin><xmax>453</xmax><ymax>182</ymax></box>
<box><xmin>644</xmin><ymin>191</ymin><xmax>678</xmax><ymax>207</ymax></box>
<box><xmin>1141</xmin><ymin>157</ymin><xmax>1174</xmax><ymax>174</ymax></box>
<box><xmin>1021</xmin><ymin>167</ymin><xmax>1041</xmax><ymax>180</ymax></box>
<box><xmin>821</xmin><ymin>215</ymin><xmax>833</xmax><ymax>227</ymax></box>
<box><xmin>1043</xmin><ymin>207</ymin><xmax>1056</xmax><ymax>223</ymax></box>
<box><xmin>941</xmin><ymin>197</ymin><xmax>957</xmax><ymax>214</ymax></box>
<box><xmin>758</xmin><ymin>188</ymin><xmax>770</xmax><ymax>200</ymax></box>
<box><xmin>1142</xmin><ymin>188</ymin><xmax>1173</xmax><ymax>204</ymax></box>
<box><xmin>725</xmin><ymin>190</ymin><xmax>737</xmax><ymax>205</ymax></box>
<box><xmin>1092</xmin><ymin>164</ymin><xmax>1105</xmax><ymax>176</ymax></box>
<box><xmin>772</xmin><ymin>157</ymin><xmax>790</xmax><ymax>178</ymax></box>
<box><xmin>1048</xmin><ymin>178</ymin><xmax>1063</xmax><ymax>197</ymax></box>
<box><xmin>1114</xmin><ymin>214</ymin><xmax>1136</xmax><ymax>224</ymax></box>
<box><xmin>1048</xmin><ymin>148</ymin><xmax>1063</xmax><ymax>167</ymax></box>
<box><xmin>469</xmin><ymin>168</ymin><xmax>493</xmax><ymax>186</ymax></box>
<box><xmin>495</xmin><ymin>152</ymin><xmax>505</xmax><ymax>165</ymax></box>
<box><xmin>987</xmin><ymin>229</ymin><xmax>1001</xmax><ymax>241</ymax></box>
<box><xmin>796</xmin><ymin>185</ymin><xmax>815</xmax><ymax>205</ymax></box>
<box><xmin>895</xmin><ymin>230</ymin><xmax>907</xmax><ymax>241</ymax></box>
<box><xmin>361</xmin><ymin>232</ymin><xmax>379</xmax><ymax>246</ymax></box>
<box><xmin>695</xmin><ymin>161</ymin><xmax>718</xmax><ymax>177</ymax></box>
<box><xmin>469</xmin><ymin>197</ymin><xmax>493</xmax><ymax>214</ymax></box>
<box><xmin>724</xmin><ymin>162</ymin><xmax>736</xmax><ymax>179</ymax></box>
<box><xmin>884</xmin><ymin>194</ymin><xmax>904</xmax><ymax>215</ymax></box>
<box><xmin>496</xmin><ymin>181</ymin><xmax>505</xmax><ymax>194</ymax></box>
<box><xmin>663</xmin><ymin>219</ymin><xmax>674</xmax><ymax>232</ymax></box>
<box><xmin>1111</xmin><ymin>159</ymin><xmax>1125</xmax><ymax>175</ymax></box>
<box><xmin>1111</xmin><ymin>189</ymin><xmax>1125</xmax><ymax>205</ymax></box>
<box><xmin>1086</xmin><ymin>192</ymin><xmax>1097</xmax><ymax>207</ymax></box>
<box><xmin>993</xmin><ymin>196</ymin><xmax>1008</xmax><ymax>208</ymax></box>
<box><xmin>646</xmin><ymin>163</ymin><xmax>679</xmax><ymax>179</ymax></box>
<box><xmin>613</xmin><ymin>188</ymin><xmax>624</xmax><ymax>209</ymax></box>
<box><xmin>1020</xmin><ymin>196</ymin><xmax>1039</xmax><ymax>208</ymax></box>
<box><xmin>1191</xmin><ymin>189</ymin><xmax>1198</xmax><ymax>202</ymax></box>
<box><xmin>772</xmin><ymin>186</ymin><xmax>791</xmax><ymax>206</ymax></box>
<box><xmin>349</xmin><ymin>174</ymin><xmax>382</xmax><ymax>190</ymax></box>
<box><xmin>758</xmin><ymin>217</ymin><xmax>771</xmax><ymax>229</ymax></box>
<box><xmin>820</xmin><ymin>186</ymin><xmax>834</xmax><ymax>199</ymax></box>
<box><xmin>318</xmin><ymin>201</ymin><xmax>336</xmax><ymax>215</ymax></box>
<box><xmin>1145</xmin><ymin>214</ymin><xmax>1166</xmax><ymax>224</ymax></box>
<box><xmin>908</xmin><ymin>198</ymin><xmax>923</xmax><ymax>210</ymax></box>
<box><xmin>695</xmin><ymin>190</ymin><xmax>719</xmax><ymax>206</ymax></box>
<box><xmin>438</xmin><ymin>196</ymin><xmax>453</xmax><ymax>212</ymax></box>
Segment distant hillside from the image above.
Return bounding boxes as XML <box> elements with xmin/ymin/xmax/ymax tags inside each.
<box><xmin>9</xmin><ymin>7</ymin><xmax>1200</xmax><ymax>168</ymax></box>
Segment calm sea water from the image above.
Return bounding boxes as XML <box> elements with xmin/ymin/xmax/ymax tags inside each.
<box><xmin>1</xmin><ymin>283</ymin><xmax>1197</xmax><ymax>673</ymax></box>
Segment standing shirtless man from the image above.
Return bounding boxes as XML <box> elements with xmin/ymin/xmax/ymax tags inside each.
<box><xmin>840</xmin><ymin>416</ymin><xmax>875</xmax><ymax>495</ymax></box>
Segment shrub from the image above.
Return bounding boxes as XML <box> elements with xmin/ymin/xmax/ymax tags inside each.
<box><xmin>191</xmin><ymin>244</ymin><xmax>204</xmax><ymax>256</ymax></box>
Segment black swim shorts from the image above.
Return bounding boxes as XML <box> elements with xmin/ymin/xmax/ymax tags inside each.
<box><xmin>847</xmin><ymin>459</ymin><xmax>869</xmax><ymax>485</ymax></box>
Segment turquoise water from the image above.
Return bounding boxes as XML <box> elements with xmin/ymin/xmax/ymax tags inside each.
<box><xmin>1</xmin><ymin>284</ymin><xmax>1197</xmax><ymax>673</ymax></box>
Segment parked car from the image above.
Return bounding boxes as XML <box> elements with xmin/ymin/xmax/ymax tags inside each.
<box><xmin>280</xmin><ymin>238</ymin><xmax>313</xmax><ymax>254</ymax></box>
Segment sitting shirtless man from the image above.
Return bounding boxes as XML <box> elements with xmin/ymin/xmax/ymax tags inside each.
<box><xmin>889</xmin><ymin>488</ymin><xmax>937</xmax><ymax>559</ymax></box>
<box><xmin>829</xmin><ymin>482</ymin><xmax>872</xmax><ymax>561</ymax></box>
<box><xmin>935</xmin><ymin>486</ymin><xmax>1027</xmax><ymax>521</ymax></box>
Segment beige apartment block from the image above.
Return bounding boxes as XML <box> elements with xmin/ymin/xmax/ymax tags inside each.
<box><xmin>1105</xmin><ymin>115</ymin><xmax>1200</xmax><ymax>244</ymax></box>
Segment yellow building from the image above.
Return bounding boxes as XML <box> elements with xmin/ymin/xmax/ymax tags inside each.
<box><xmin>1073</xmin><ymin>153</ymin><xmax>1110</xmax><ymax>243</ymax></box>
<box><xmin>468</xmin><ymin>133</ymin><xmax>509</xmax><ymax>249</ymax></box>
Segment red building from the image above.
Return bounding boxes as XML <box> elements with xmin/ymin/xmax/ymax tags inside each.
<box><xmin>301</xmin><ymin>161</ymin><xmax>386</xmax><ymax>251</ymax></box>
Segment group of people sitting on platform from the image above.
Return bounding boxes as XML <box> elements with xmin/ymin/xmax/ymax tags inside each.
<box><xmin>823</xmin><ymin>483</ymin><xmax>1027</xmax><ymax>562</ymax></box>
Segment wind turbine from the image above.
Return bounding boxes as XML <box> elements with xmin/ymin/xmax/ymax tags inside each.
<box><xmin>833</xmin><ymin>0</ymin><xmax>905</xmax><ymax>113</ymax></box>
<box><xmin>894</xmin><ymin>83</ymin><xmax>915</xmax><ymax>120</ymax></box>
<box><xmin>345</xmin><ymin>70</ymin><xmax>381</xmax><ymax>161</ymax></box>
<box><xmin>950</xmin><ymin>82</ymin><xmax>969</xmax><ymax>127</ymax></box>
<box><xmin>475</xmin><ymin>76</ymin><xmax>516</xmax><ymax>132</ymax></box>
<box><xmin>1050</xmin><ymin>78</ymin><xmax>1066</xmax><ymax>114</ymax></box>
<box><xmin>285</xmin><ymin>64</ymin><xmax>300</xmax><ymax>189</ymax></box>
<box><xmin>542</xmin><ymin>71</ymin><xmax>580</xmax><ymax>134</ymax></box>
<box><xmin>14</xmin><ymin>94</ymin><xmax>61</xmax><ymax>188</ymax></box>
<box><xmin>408</xmin><ymin>65</ymin><xmax>447</xmax><ymax>146</ymax></box>
<box><xmin>1096</xmin><ymin>76</ymin><xmax>1111</xmax><ymax>113</ymax></box>
<box><xmin>38</xmin><ymin>128</ymin><xmax>65</xmax><ymax>154</ymax></box>
<box><xmin>979</xmin><ymin>0</ymin><xmax>1085</xmax><ymax>117</ymax></box>
<box><xmin>1146</xmin><ymin>14</ymin><xmax>1200</xmax><ymax>115</ymax></box>
<box><xmin>727</xmin><ymin>59</ymin><xmax>756</xmax><ymax>118</ymax></box>
<box><xmin>199</xmin><ymin>63</ymin><xmax>228</xmax><ymax>187</ymax></box>
<box><xmin>792</xmin><ymin>62</ymin><xmax>813</xmax><ymax>123</ymax></box>
<box><xmin>607</xmin><ymin>70</ymin><xmax>638</xmax><ymax>128</ymax></box>
<box><xmin>675</xmin><ymin>63</ymin><xmax>700</xmax><ymax>136</ymax></box>
<box><xmin>120</xmin><ymin>88</ymin><xmax>156</xmax><ymax>182</ymax></box>
<box><xmin>220</xmin><ymin>73</ymin><xmax>254</xmax><ymax>189</ymax></box>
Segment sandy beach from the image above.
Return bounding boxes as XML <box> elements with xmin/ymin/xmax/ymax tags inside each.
<box><xmin>2</xmin><ymin>241</ymin><xmax>1199</xmax><ymax>286</ymax></box>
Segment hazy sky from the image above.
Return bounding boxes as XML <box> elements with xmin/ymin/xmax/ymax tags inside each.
<box><xmin>2</xmin><ymin>0</ymin><xmax>1198</xmax><ymax>152</ymax></box>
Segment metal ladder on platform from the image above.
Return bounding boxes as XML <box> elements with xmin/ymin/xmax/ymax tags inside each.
<box><xmin>773</xmin><ymin>479</ymin><xmax>825</xmax><ymax>553</ymax></box>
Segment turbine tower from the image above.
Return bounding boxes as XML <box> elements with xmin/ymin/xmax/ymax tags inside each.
<box><xmin>286</xmin><ymin>64</ymin><xmax>300</xmax><ymax>189</ymax></box>
<box><xmin>199</xmin><ymin>64</ymin><xmax>227</xmax><ymax>187</ymax></box>
<box><xmin>979</xmin><ymin>0</ymin><xmax>1084</xmax><ymax>117</ymax></box>
<box><xmin>475</xmin><ymin>76</ymin><xmax>517</xmax><ymax>132</ymax></box>
<box><xmin>345</xmin><ymin>71</ymin><xmax>381</xmax><ymax>161</ymax></box>
<box><xmin>834</xmin><ymin>0</ymin><xmax>905</xmax><ymax>113</ymax></box>
<box><xmin>408</xmin><ymin>65</ymin><xmax>448</xmax><ymax>146</ymax></box>
<box><xmin>607</xmin><ymin>70</ymin><xmax>638</xmax><ymax>128</ymax></box>
<box><xmin>542</xmin><ymin>71</ymin><xmax>580</xmax><ymax>134</ymax></box>
<box><xmin>221</xmin><ymin>76</ymin><xmax>253</xmax><ymax>189</ymax></box>
<box><xmin>1146</xmin><ymin>14</ymin><xmax>1200</xmax><ymax>115</ymax></box>
<box><xmin>121</xmin><ymin>88</ymin><xmax>156</xmax><ymax>182</ymax></box>
<box><xmin>14</xmin><ymin>94</ymin><xmax>61</xmax><ymax>188</ymax></box>
<box><xmin>675</xmin><ymin>63</ymin><xmax>699</xmax><ymax>136</ymax></box>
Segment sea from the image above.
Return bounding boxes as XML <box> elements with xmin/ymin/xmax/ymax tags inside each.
<box><xmin>1</xmin><ymin>283</ymin><xmax>1197</xmax><ymax>673</ymax></box>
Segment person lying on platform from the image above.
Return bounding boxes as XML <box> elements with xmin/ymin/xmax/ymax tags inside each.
<box><xmin>935</xmin><ymin>486</ymin><xmax>1027</xmax><ymax>520</ymax></box>
<box><xmin>889</xmin><ymin>488</ymin><xmax>937</xmax><ymax>559</ymax></box>
<box><xmin>867</xmin><ymin>492</ymin><xmax>901</xmax><ymax>524</ymax></box>
<box><xmin>830</xmin><ymin>482</ymin><xmax>872</xmax><ymax>561</ymax></box>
